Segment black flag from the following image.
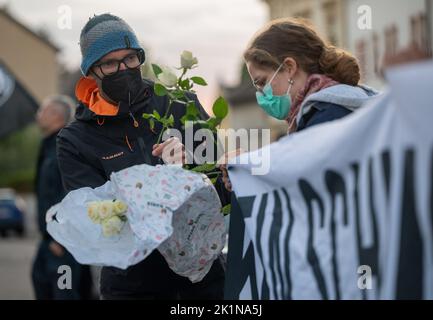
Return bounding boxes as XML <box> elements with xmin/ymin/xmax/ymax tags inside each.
<box><xmin>0</xmin><ymin>60</ymin><xmax>39</xmax><ymax>138</ymax></box>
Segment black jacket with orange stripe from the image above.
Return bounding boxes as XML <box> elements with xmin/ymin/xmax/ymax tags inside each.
<box><xmin>57</xmin><ymin>77</ymin><xmax>229</xmax><ymax>299</ymax></box>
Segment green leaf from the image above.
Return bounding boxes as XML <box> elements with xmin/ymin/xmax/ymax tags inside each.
<box><xmin>191</xmin><ymin>163</ymin><xmax>217</xmax><ymax>173</ymax></box>
<box><xmin>212</xmin><ymin>96</ymin><xmax>229</xmax><ymax>119</ymax></box>
<box><xmin>210</xmin><ymin>177</ymin><xmax>217</xmax><ymax>185</ymax></box>
<box><xmin>168</xmin><ymin>114</ymin><xmax>175</xmax><ymax>126</ymax></box>
<box><xmin>172</xmin><ymin>90</ymin><xmax>186</xmax><ymax>100</ymax></box>
<box><xmin>221</xmin><ymin>204</ymin><xmax>231</xmax><ymax>215</ymax></box>
<box><xmin>142</xmin><ymin>113</ymin><xmax>152</xmax><ymax>119</ymax></box>
<box><xmin>154</xmin><ymin>83</ymin><xmax>167</xmax><ymax>96</ymax></box>
<box><xmin>195</xmin><ymin>120</ymin><xmax>209</xmax><ymax>129</ymax></box>
<box><xmin>186</xmin><ymin>101</ymin><xmax>199</xmax><ymax>117</ymax></box>
<box><xmin>149</xmin><ymin>118</ymin><xmax>155</xmax><ymax>130</ymax></box>
<box><xmin>183</xmin><ymin>120</ymin><xmax>195</xmax><ymax>129</ymax></box>
<box><xmin>206</xmin><ymin>117</ymin><xmax>221</xmax><ymax>131</ymax></box>
<box><xmin>180</xmin><ymin>113</ymin><xmax>197</xmax><ymax>125</ymax></box>
<box><xmin>152</xmin><ymin>64</ymin><xmax>163</xmax><ymax>76</ymax></box>
<box><xmin>152</xmin><ymin>110</ymin><xmax>161</xmax><ymax>120</ymax></box>
<box><xmin>180</xmin><ymin>79</ymin><xmax>191</xmax><ymax>90</ymax></box>
<box><xmin>190</xmin><ymin>76</ymin><xmax>207</xmax><ymax>86</ymax></box>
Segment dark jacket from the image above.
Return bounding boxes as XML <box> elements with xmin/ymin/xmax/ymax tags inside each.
<box><xmin>35</xmin><ymin>131</ymin><xmax>66</xmax><ymax>240</ymax></box>
<box><xmin>57</xmin><ymin>78</ymin><xmax>226</xmax><ymax>298</ymax></box>
<box><xmin>296</xmin><ymin>101</ymin><xmax>352</xmax><ymax>131</ymax></box>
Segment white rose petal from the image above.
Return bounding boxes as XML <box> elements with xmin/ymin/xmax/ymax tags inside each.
<box><xmin>101</xmin><ymin>216</ymin><xmax>124</xmax><ymax>237</ymax></box>
<box><xmin>98</xmin><ymin>200</ymin><xmax>115</xmax><ymax>221</ymax></box>
<box><xmin>158</xmin><ymin>67</ymin><xmax>177</xmax><ymax>87</ymax></box>
<box><xmin>87</xmin><ymin>201</ymin><xmax>102</xmax><ymax>224</ymax></box>
<box><xmin>180</xmin><ymin>50</ymin><xmax>198</xmax><ymax>69</ymax></box>
<box><xmin>113</xmin><ymin>199</ymin><xmax>128</xmax><ymax>216</ymax></box>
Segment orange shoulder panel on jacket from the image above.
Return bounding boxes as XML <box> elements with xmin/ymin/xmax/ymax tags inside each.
<box><xmin>75</xmin><ymin>77</ymin><xmax>119</xmax><ymax>116</ymax></box>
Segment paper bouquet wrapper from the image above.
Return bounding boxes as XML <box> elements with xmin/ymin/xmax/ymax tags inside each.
<box><xmin>47</xmin><ymin>163</ymin><xmax>226</xmax><ymax>282</ymax></box>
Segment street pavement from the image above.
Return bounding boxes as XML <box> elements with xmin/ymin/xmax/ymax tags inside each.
<box><xmin>0</xmin><ymin>193</ymin><xmax>38</xmax><ymax>300</ymax></box>
<box><xmin>0</xmin><ymin>237</ymin><xmax>38</xmax><ymax>299</ymax></box>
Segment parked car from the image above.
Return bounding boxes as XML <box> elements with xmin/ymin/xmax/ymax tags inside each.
<box><xmin>0</xmin><ymin>188</ymin><xmax>26</xmax><ymax>237</ymax></box>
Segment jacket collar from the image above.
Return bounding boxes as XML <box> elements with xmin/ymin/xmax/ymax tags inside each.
<box><xmin>75</xmin><ymin>77</ymin><xmax>119</xmax><ymax>116</ymax></box>
<box><xmin>74</xmin><ymin>77</ymin><xmax>152</xmax><ymax>122</ymax></box>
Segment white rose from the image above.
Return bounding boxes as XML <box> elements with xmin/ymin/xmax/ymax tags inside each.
<box><xmin>113</xmin><ymin>199</ymin><xmax>128</xmax><ymax>216</ymax></box>
<box><xmin>98</xmin><ymin>200</ymin><xmax>115</xmax><ymax>221</ymax></box>
<box><xmin>157</xmin><ymin>67</ymin><xmax>177</xmax><ymax>88</ymax></box>
<box><xmin>87</xmin><ymin>201</ymin><xmax>102</xmax><ymax>224</ymax></box>
<box><xmin>101</xmin><ymin>216</ymin><xmax>124</xmax><ymax>237</ymax></box>
<box><xmin>180</xmin><ymin>50</ymin><xmax>198</xmax><ymax>69</ymax></box>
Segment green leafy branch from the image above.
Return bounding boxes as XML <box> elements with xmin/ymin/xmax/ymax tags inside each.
<box><xmin>142</xmin><ymin>51</ymin><xmax>231</xmax><ymax>215</ymax></box>
<box><xmin>143</xmin><ymin>51</ymin><xmax>229</xmax><ymax>144</ymax></box>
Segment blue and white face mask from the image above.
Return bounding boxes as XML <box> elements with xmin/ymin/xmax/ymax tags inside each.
<box><xmin>255</xmin><ymin>63</ymin><xmax>293</xmax><ymax>120</ymax></box>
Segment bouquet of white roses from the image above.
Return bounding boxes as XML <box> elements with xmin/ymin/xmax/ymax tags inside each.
<box><xmin>46</xmin><ymin>163</ymin><xmax>226</xmax><ymax>282</ymax></box>
<box><xmin>87</xmin><ymin>199</ymin><xmax>128</xmax><ymax>237</ymax></box>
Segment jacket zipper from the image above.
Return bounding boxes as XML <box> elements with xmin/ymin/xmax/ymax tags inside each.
<box><xmin>129</xmin><ymin>111</ymin><xmax>139</xmax><ymax>128</ymax></box>
<box><xmin>128</xmin><ymin>91</ymin><xmax>139</xmax><ymax>128</ymax></box>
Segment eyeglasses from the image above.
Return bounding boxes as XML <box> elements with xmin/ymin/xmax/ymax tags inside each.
<box><xmin>93</xmin><ymin>50</ymin><xmax>145</xmax><ymax>76</ymax></box>
<box><xmin>252</xmin><ymin>63</ymin><xmax>284</xmax><ymax>94</ymax></box>
<box><xmin>252</xmin><ymin>79</ymin><xmax>266</xmax><ymax>93</ymax></box>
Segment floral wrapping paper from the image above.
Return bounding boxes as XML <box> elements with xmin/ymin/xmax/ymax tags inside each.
<box><xmin>47</xmin><ymin>163</ymin><xmax>226</xmax><ymax>282</ymax></box>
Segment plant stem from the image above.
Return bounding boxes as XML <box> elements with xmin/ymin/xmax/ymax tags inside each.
<box><xmin>157</xmin><ymin>100</ymin><xmax>173</xmax><ymax>144</ymax></box>
<box><xmin>178</xmin><ymin>68</ymin><xmax>187</xmax><ymax>85</ymax></box>
<box><xmin>156</xmin><ymin>67</ymin><xmax>193</xmax><ymax>145</ymax></box>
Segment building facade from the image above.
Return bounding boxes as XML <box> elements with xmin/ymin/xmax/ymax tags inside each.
<box><xmin>265</xmin><ymin>0</ymin><xmax>432</xmax><ymax>87</ymax></box>
<box><xmin>265</xmin><ymin>0</ymin><xmax>347</xmax><ymax>47</ymax></box>
<box><xmin>0</xmin><ymin>8</ymin><xmax>59</xmax><ymax>103</ymax></box>
<box><xmin>345</xmin><ymin>0</ymin><xmax>431</xmax><ymax>87</ymax></box>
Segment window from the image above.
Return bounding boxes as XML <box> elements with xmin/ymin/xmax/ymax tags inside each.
<box><xmin>322</xmin><ymin>0</ymin><xmax>339</xmax><ymax>45</ymax></box>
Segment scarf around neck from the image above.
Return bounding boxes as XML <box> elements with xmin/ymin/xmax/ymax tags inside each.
<box><xmin>287</xmin><ymin>74</ymin><xmax>339</xmax><ymax>133</ymax></box>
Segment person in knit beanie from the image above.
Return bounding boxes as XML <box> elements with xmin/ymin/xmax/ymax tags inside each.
<box><xmin>78</xmin><ymin>13</ymin><xmax>147</xmax><ymax>106</ymax></box>
<box><xmin>79</xmin><ymin>13</ymin><xmax>143</xmax><ymax>76</ymax></box>
<box><xmin>56</xmin><ymin>13</ymin><xmax>228</xmax><ymax>300</ymax></box>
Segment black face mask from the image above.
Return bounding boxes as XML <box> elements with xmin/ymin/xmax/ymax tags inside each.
<box><xmin>101</xmin><ymin>68</ymin><xmax>145</xmax><ymax>105</ymax></box>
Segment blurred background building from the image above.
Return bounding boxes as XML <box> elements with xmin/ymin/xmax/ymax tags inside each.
<box><xmin>0</xmin><ymin>8</ymin><xmax>59</xmax><ymax>103</ymax></box>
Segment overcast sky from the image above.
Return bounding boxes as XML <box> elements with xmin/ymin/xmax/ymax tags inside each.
<box><xmin>0</xmin><ymin>0</ymin><xmax>268</xmax><ymax>108</ymax></box>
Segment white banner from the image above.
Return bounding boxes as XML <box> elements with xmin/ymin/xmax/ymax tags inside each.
<box><xmin>225</xmin><ymin>60</ymin><xmax>433</xmax><ymax>300</ymax></box>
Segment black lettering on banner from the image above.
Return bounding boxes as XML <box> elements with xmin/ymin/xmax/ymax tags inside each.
<box><xmin>299</xmin><ymin>179</ymin><xmax>328</xmax><ymax>299</ymax></box>
<box><xmin>351</xmin><ymin>161</ymin><xmax>380</xmax><ymax>299</ymax></box>
<box><xmin>367</xmin><ymin>157</ymin><xmax>381</xmax><ymax>290</ymax></box>
<box><xmin>396</xmin><ymin>149</ymin><xmax>423</xmax><ymax>299</ymax></box>
<box><xmin>255</xmin><ymin>193</ymin><xmax>270</xmax><ymax>299</ymax></box>
<box><xmin>224</xmin><ymin>194</ymin><xmax>259</xmax><ymax>299</ymax></box>
<box><xmin>325</xmin><ymin>170</ymin><xmax>349</xmax><ymax>299</ymax></box>
<box><xmin>281</xmin><ymin>188</ymin><xmax>294</xmax><ymax>299</ymax></box>
<box><xmin>268</xmin><ymin>190</ymin><xmax>285</xmax><ymax>299</ymax></box>
<box><xmin>381</xmin><ymin>150</ymin><xmax>392</xmax><ymax>206</ymax></box>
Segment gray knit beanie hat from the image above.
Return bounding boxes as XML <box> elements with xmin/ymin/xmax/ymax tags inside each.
<box><xmin>79</xmin><ymin>13</ymin><xmax>143</xmax><ymax>75</ymax></box>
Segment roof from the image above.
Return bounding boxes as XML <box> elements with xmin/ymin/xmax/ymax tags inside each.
<box><xmin>0</xmin><ymin>8</ymin><xmax>60</xmax><ymax>52</ymax></box>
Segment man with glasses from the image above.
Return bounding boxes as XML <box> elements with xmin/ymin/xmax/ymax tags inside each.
<box><xmin>56</xmin><ymin>13</ymin><xmax>227</xmax><ymax>300</ymax></box>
